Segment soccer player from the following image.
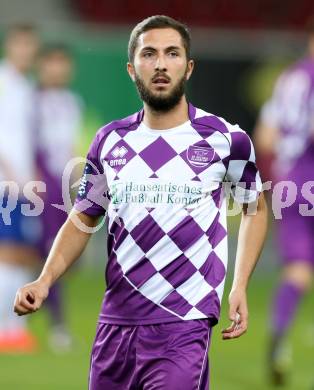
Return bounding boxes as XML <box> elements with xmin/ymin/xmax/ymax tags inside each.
<box><xmin>14</xmin><ymin>16</ymin><xmax>267</xmax><ymax>389</ymax></box>
<box><xmin>0</xmin><ymin>24</ymin><xmax>40</xmax><ymax>352</ymax></box>
<box><xmin>35</xmin><ymin>44</ymin><xmax>82</xmax><ymax>350</ymax></box>
<box><xmin>254</xmin><ymin>23</ymin><xmax>314</xmax><ymax>385</ymax></box>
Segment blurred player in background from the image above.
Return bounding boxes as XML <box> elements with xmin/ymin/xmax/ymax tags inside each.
<box><xmin>35</xmin><ymin>44</ymin><xmax>82</xmax><ymax>351</ymax></box>
<box><xmin>14</xmin><ymin>16</ymin><xmax>267</xmax><ymax>389</ymax></box>
<box><xmin>254</xmin><ymin>22</ymin><xmax>314</xmax><ymax>386</ymax></box>
<box><xmin>0</xmin><ymin>25</ymin><xmax>40</xmax><ymax>352</ymax></box>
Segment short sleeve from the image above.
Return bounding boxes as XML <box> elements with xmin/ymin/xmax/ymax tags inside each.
<box><xmin>258</xmin><ymin>74</ymin><xmax>286</xmax><ymax>129</ymax></box>
<box><xmin>74</xmin><ymin>133</ymin><xmax>109</xmax><ymax>216</ymax></box>
<box><xmin>225</xmin><ymin>129</ymin><xmax>262</xmax><ymax>204</ymax></box>
<box><xmin>261</xmin><ymin>68</ymin><xmax>312</xmax><ymax>132</ymax></box>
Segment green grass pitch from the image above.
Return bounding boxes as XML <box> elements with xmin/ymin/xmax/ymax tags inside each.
<box><xmin>0</xmin><ymin>270</ymin><xmax>313</xmax><ymax>389</ymax></box>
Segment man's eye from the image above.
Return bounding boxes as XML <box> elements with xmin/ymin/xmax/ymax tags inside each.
<box><xmin>169</xmin><ymin>51</ymin><xmax>179</xmax><ymax>57</ymax></box>
<box><xmin>143</xmin><ymin>52</ymin><xmax>153</xmax><ymax>58</ymax></box>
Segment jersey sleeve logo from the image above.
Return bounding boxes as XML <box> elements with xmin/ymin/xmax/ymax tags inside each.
<box><xmin>187</xmin><ymin>145</ymin><xmax>214</xmax><ymax>167</ymax></box>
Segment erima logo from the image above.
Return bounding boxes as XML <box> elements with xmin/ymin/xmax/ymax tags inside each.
<box><xmin>112</xmin><ymin>146</ymin><xmax>128</xmax><ymax>158</ymax></box>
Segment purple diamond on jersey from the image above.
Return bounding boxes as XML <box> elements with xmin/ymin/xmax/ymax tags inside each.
<box><xmin>195</xmin><ymin>290</ymin><xmax>220</xmax><ymax>318</ymax></box>
<box><xmin>160</xmin><ymin>254</ymin><xmax>197</xmax><ymax>288</ymax></box>
<box><xmin>130</xmin><ymin>214</ymin><xmax>166</xmax><ymax>253</ymax></box>
<box><xmin>211</xmin><ymin>186</ymin><xmax>223</xmax><ymax>208</ymax></box>
<box><xmin>208</xmin><ymin>222</ymin><xmax>227</xmax><ymax>249</ymax></box>
<box><xmin>168</xmin><ymin>216</ymin><xmax>204</xmax><ymax>252</ymax></box>
<box><xmin>160</xmin><ymin>290</ymin><xmax>193</xmax><ymax>317</ymax></box>
<box><xmin>106</xmin><ymin>139</ymin><xmax>136</xmax><ymax>173</ymax></box>
<box><xmin>239</xmin><ymin>161</ymin><xmax>258</xmax><ymax>188</ymax></box>
<box><xmin>139</xmin><ymin>137</ymin><xmax>177</xmax><ymax>172</ymax></box>
<box><xmin>125</xmin><ymin>257</ymin><xmax>158</xmax><ymax>288</ymax></box>
<box><xmin>230</xmin><ymin>131</ymin><xmax>251</xmax><ymax>161</ymax></box>
<box><xmin>108</xmin><ymin>217</ymin><xmax>128</xmax><ymax>251</ymax></box>
<box><xmin>191</xmin><ymin>115</ymin><xmax>229</xmax><ymax>139</ymax></box>
<box><xmin>199</xmin><ymin>252</ymin><xmax>226</xmax><ymax>288</ymax></box>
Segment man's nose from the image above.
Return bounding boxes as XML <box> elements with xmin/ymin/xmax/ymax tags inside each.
<box><xmin>154</xmin><ymin>54</ymin><xmax>167</xmax><ymax>71</ymax></box>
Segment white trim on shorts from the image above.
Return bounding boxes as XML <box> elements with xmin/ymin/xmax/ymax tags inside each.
<box><xmin>196</xmin><ymin>326</ymin><xmax>211</xmax><ymax>390</ymax></box>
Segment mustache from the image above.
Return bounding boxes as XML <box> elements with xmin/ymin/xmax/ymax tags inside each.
<box><xmin>151</xmin><ymin>72</ymin><xmax>171</xmax><ymax>82</ymax></box>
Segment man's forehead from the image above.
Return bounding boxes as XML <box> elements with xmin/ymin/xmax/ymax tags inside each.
<box><xmin>137</xmin><ymin>28</ymin><xmax>183</xmax><ymax>50</ymax></box>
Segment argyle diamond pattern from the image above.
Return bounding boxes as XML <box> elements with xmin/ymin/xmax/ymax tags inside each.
<box><xmin>75</xmin><ymin>104</ymin><xmax>262</xmax><ymax>324</ymax></box>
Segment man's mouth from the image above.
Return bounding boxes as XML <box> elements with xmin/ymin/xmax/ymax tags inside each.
<box><xmin>152</xmin><ymin>76</ymin><xmax>170</xmax><ymax>85</ymax></box>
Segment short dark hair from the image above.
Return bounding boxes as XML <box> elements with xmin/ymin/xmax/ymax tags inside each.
<box><xmin>39</xmin><ymin>43</ymin><xmax>72</xmax><ymax>59</ymax></box>
<box><xmin>128</xmin><ymin>15</ymin><xmax>191</xmax><ymax>63</ymax></box>
<box><xmin>6</xmin><ymin>23</ymin><xmax>37</xmax><ymax>40</ymax></box>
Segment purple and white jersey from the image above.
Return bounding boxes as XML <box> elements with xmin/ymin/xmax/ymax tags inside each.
<box><xmin>36</xmin><ymin>89</ymin><xmax>82</xmax><ymax>193</ymax></box>
<box><xmin>75</xmin><ymin>103</ymin><xmax>261</xmax><ymax>325</ymax></box>
<box><xmin>260</xmin><ymin>57</ymin><xmax>314</xmax><ymax>179</ymax></box>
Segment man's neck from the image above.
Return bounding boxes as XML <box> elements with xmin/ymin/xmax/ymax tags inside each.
<box><xmin>142</xmin><ymin>96</ymin><xmax>189</xmax><ymax>130</ymax></box>
<box><xmin>6</xmin><ymin>59</ymin><xmax>26</xmax><ymax>76</ymax></box>
<box><xmin>308</xmin><ymin>38</ymin><xmax>314</xmax><ymax>60</ymax></box>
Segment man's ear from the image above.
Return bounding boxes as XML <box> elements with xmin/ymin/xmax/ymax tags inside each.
<box><xmin>127</xmin><ymin>62</ymin><xmax>136</xmax><ymax>82</ymax></box>
<box><xmin>186</xmin><ymin>59</ymin><xmax>194</xmax><ymax>81</ymax></box>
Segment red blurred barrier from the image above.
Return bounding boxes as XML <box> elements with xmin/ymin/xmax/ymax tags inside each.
<box><xmin>73</xmin><ymin>0</ymin><xmax>314</xmax><ymax>29</ymax></box>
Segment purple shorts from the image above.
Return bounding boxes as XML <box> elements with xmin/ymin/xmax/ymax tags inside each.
<box><xmin>277</xmin><ymin>205</ymin><xmax>314</xmax><ymax>266</ymax></box>
<box><xmin>274</xmin><ymin>160</ymin><xmax>314</xmax><ymax>267</ymax></box>
<box><xmin>89</xmin><ymin>319</ymin><xmax>212</xmax><ymax>390</ymax></box>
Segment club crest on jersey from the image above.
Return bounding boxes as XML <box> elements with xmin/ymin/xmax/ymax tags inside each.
<box><xmin>109</xmin><ymin>146</ymin><xmax>128</xmax><ymax>167</ymax></box>
<box><xmin>187</xmin><ymin>145</ymin><xmax>214</xmax><ymax>167</ymax></box>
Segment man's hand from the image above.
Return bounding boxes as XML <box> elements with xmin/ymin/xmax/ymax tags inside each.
<box><xmin>221</xmin><ymin>288</ymin><xmax>248</xmax><ymax>340</ymax></box>
<box><xmin>13</xmin><ymin>280</ymin><xmax>49</xmax><ymax>316</ymax></box>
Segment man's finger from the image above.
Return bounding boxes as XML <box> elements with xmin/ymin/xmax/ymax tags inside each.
<box><xmin>19</xmin><ymin>294</ymin><xmax>37</xmax><ymax>311</ymax></box>
<box><xmin>229</xmin><ymin>307</ymin><xmax>237</xmax><ymax>322</ymax></box>
<box><xmin>221</xmin><ymin>321</ymin><xmax>236</xmax><ymax>334</ymax></box>
<box><xmin>32</xmin><ymin>297</ymin><xmax>44</xmax><ymax>311</ymax></box>
<box><xmin>222</xmin><ymin>311</ymin><xmax>242</xmax><ymax>333</ymax></box>
<box><xmin>238</xmin><ymin>307</ymin><xmax>248</xmax><ymax>322</ymax></box>
<box><xmin>14</xmin><ymin>304</ymin><xmax>31</xmax><ymax>316</ymax></box>
<box><xmin>222</xmin><ymin>321</ymin><xmax>248</xmax><ymax>340</ymax></box>
<box><xmin>222</xmin><ymin>328</ymin><xmax>246</xmax><ymax>339</ymax></box>
<box><xmin>15</xmin><ymin>291</ymin><xmax>37</xmax><ymax>311</ymax></box>
<box><xmin>26</xmin><ymin>292</ymin><xmax>35</xmax><ymax>305</ymax></box>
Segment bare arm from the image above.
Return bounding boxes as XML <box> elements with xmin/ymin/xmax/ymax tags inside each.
<box><xmin>253</xmin><ymin>121</ymin><xmax>279</xmax><ymax>156</ymax></box>
<box><xmin>0</xmin><ymin>155</ymin><xmax>18</xmax><ymax>182</ymax></box>
<box><xmin>222</xmin><ymin>192</ymin><xmax>268</xmax><ymax>340</ymax></box>
<box><xmin>14</xmin><ymin>209</ymin><xmax>100</xmax><ymax>316</ymax></box>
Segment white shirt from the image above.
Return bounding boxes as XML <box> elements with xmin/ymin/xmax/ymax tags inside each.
<box><xmin>0</xmin><ymin>61</ymin><xmax>35</xmax><ymax>187</ymax></box>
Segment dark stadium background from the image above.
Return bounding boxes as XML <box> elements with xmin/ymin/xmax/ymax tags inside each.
<box><xmin>0</xmin><ymin>1</ymin><xmax>313</xmax><ymax>389</ymax></box>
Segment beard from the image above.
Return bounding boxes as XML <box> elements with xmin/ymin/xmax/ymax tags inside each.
<box><xmin>134</xmin><ymin>70</ymin><xmax>187</xmax><ymax>113</ymax></box>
